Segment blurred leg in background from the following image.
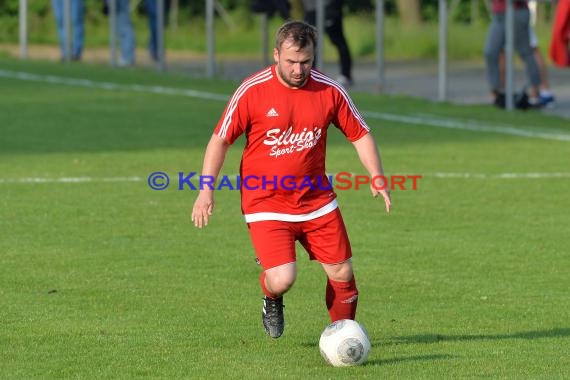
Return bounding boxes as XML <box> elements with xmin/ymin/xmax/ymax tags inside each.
<box><xmin>116</xmin><ymin>0</ymin><xmax>136</xmax><ymax>66</ymax></box>
<box><xmin>303</xmin><ymin>0</ymin><xmax>353</xmax><ymax>87</ymax></box>
<box><xmin>145</xmin><ymin>0</ymin><xmax>171</xmax><ymax>62</ymax></box>
<box><xmin>51</xmin><ymin>0</ymin><xmax>85</xmax><ymax>61</ymax></box>
<box><xmin>324</xmin><ymin>0</ymin><xmax>352</xmax><ymax>86</ymax></box>
<box><xmin>528</xmin><ymin>1</ymin><xmax>555</xmax><ymax>106</ymax></box>
<box><xmin>512</xmin><ymin>7</ymin><xmax>541</xmax><ymax>103</ymax></box>
<box><xmin>485</xmin><ymin>6</ymin><xmax>541</xmax><ymax>107</ymax></box>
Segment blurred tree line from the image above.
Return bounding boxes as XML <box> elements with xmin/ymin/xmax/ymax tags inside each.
<box><xmin>0</xmin><ymin>0</ymin><xmax>485</xmax><ymax>22</ymax></box>
<box><xmin>0</xmin><ymin>0</ymin><xmax>553</xmax><ymax>25</ymax></box>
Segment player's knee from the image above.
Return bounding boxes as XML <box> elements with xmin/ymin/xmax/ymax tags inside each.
<box><xmin>266</xmin><ymin>276</ymin><xmax>295</xmax><ymax>295</ymax></box>
<box><xmin>265</xmin><ymin>268</ymin><xmax>296</xmax><ymax>295</ymax></box>
<box><xmin>325</xmin><ymin>262</ymin><xmax>354</xmax><ymax>282</ymax></box>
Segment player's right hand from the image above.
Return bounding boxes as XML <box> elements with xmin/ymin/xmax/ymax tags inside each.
<box><xmin>370</xmin><ymin>185</ymin><xmax>391</xmax><ymax>214</ymax></box>
<box><xmin>378</xmin><ymin>188</ymin><xmax>391</xmax><ymax>214</ymax></box>
<box><xmin>192</xmin><ymin>191</ymin><xmax>214</xmax><ymax>228</ymax></box>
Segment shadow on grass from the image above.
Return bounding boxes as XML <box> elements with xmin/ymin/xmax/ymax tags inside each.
<box><xmin>300</xmin><ymin>341</ymin><xmax>456</xmax><ymax>366</ymax></box>
<box><xmin>385</xmin><ymin>327</ymin><xmax>570</xmax><ymax>345</ymax></box>
<box><xmin>365</xmin><ymin>354</ymin><xmax>456</xmax><ymax>366</ymax></box>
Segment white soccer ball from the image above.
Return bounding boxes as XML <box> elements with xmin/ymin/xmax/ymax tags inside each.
<box><xmin>319</xmin><ymin>319</ymin><xmax>371</xmax><ymax>367</ymax></box>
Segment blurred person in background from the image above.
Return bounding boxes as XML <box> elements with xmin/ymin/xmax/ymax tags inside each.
<box><xmin>115</xmin><ymin>0</ymin><xmax>135</xmax><ymax>67</ymax></box>
<box><xmin>303</xmin><ymin>0</ymin><xmax>353</xmax><ymax>87</ymax></box>
<box><xmin>526</xmin><ymin>0</ymin><xmax>555</xmax><ymax>106</ymax></box>
<box><xmin>104</xmin><ymin>0</ymin><xmax>136</xmax><ymax>66</ymax></box>
<box><xmin>51</xmin><ymin>0</ymin><xmax>85</xmax><ymax>61</ymax></box>
<box><xmin>499</xmin><ymin>0</ymin><xmax>555</xmax><ymax>107</ymax></box>
<box><xmin>484</xmin><ymin>0</ymin><xmax>542</xmax><ymax>108</ymax></box>
<box><xmin>145</xmin><ymin>0</ymin><xmax>171</xmax><ymax>62</ymax></box>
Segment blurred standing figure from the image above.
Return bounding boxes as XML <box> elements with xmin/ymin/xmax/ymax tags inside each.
<box><xmin>527</xmin><ymin>0</ymin><xmax>554</xmax><ymax>106</ymax></box>
<box><xmin>145</xmin><ymin>0</ymin><xmax>171</xmax><ymax>62</ymax></box>
<box><xmin>115</xmin><ymin>0</ymin><xmax>136</xmax><ymax>66</ymax></box>
<box><xmin>303</xmin><ymin>0</ymin><xmax>353</xmax><ymax>87</ymax></box>
<box><xmin>484</xmin><ymin>0</ymin><xmax>541</xmax><ymax>107</ymax></box>
<box><xmin>498</xmin><ymin>1</ymin><xmax>555</xmax><ymax>106</ymax></box>
<box><xmin>51</xmin><ymin>0</ymin><xmax>85</xmax><ymax>61</ymax></box>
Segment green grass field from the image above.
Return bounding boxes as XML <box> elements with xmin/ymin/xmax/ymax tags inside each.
<box><xmin>1</xmin><ymin>58</ymin><xmax>569</xmax><ymax>379</ymax></box>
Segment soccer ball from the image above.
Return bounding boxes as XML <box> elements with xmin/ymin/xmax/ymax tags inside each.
<box><xmin>319</xmin><ymin>319</ymin><xmax>371</xmax><ymax>367</ymax></box>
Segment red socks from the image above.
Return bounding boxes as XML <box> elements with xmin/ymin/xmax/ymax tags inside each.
<box><xmin>261</xmin><ymin>271</ymin><xmax>358</xmax><ymax>320</ymax></box>
<box><xmin>326</xmin><ymin>277</ymin><xmax>358</xmax><ymax>322</ymax></box>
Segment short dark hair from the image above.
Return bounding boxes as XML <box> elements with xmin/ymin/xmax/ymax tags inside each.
<box><xmin>275</xmin><ymin>20</ymin><xmax>317</xmax><ymax>51</ymax></box>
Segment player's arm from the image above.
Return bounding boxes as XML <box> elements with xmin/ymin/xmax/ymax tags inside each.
<box><xmin>191</xmin><ymin>134</ymin><xmax>231</xmax><ymax>228</ymax></box>
<box><xmin>351</xmin><ymin>133</ymin><xmax>391</xmax><ymax>213</ymax></box>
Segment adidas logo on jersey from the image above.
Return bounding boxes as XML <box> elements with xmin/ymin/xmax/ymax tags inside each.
<box><xmin>266</xmin><ymin>108</ymin><xmax>279</xmax><ymax>117</ymax></box>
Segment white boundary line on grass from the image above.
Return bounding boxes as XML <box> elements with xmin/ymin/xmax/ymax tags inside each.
<box><xmin>430</xmin><ymin>172</ymin><xmax>570</xmax><ymax>179</ymax></box>
<box><xmin>0</xmin><ymin>176</ymin><xmax>143</xmax><ymax>184</ymax></box>
<box><xmin>362</xmin><ymin>111</ymin><xmax>570</xmax><ymax>142</ymax></box>
<box><xmin>1</xmin><ymin>172</ymin><xmax>569</xmax><ymax>185</ymax></box>
<box><xmin>0</xmin><ymin>69</ymin><xmax>229</xmax><ymax>101</ymax></box>
<box><xmin>1</xmin><ymin>69</ymin><xmax>570</xmax><ymax>142</ymax></box>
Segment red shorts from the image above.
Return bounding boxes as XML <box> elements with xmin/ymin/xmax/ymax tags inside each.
<box><xmin>247</xmin><ymin>209</ymin><xmax>352</xmax><ymax>270</ymax></box>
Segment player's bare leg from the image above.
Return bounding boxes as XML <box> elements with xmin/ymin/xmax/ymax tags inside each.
<box><xmin>260</xmin><ymin>262</ymin><xmax>296</xmax><ymax>338</ymax></box>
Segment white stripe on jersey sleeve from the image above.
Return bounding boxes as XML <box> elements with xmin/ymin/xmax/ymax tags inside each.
<box><xmin>310</xmin><ymin>70</ymin><xmax>370</xmax><ymax>132</ymax></box>
<box><xmin>218</xmin><ymin>68</ymin><xmax>273</xmax><ymax>139</ymax></box>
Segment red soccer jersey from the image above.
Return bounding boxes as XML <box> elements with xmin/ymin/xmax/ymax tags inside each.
<box><xmin>214</xmin><ymin>65</ymin><xmax>370</xmax><ymax>222</ymax></box>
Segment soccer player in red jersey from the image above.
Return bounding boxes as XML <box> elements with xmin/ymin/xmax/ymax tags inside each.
<box><xmin>192</xmin><ymin>20</ymin><xmax>391</xmax><ymax>339</ymax></box>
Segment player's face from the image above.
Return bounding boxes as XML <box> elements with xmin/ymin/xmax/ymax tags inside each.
<box><xmin>274</xmin><ymin>39</ymin><xmax>314</xmax><ymax>89</ymax></box>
